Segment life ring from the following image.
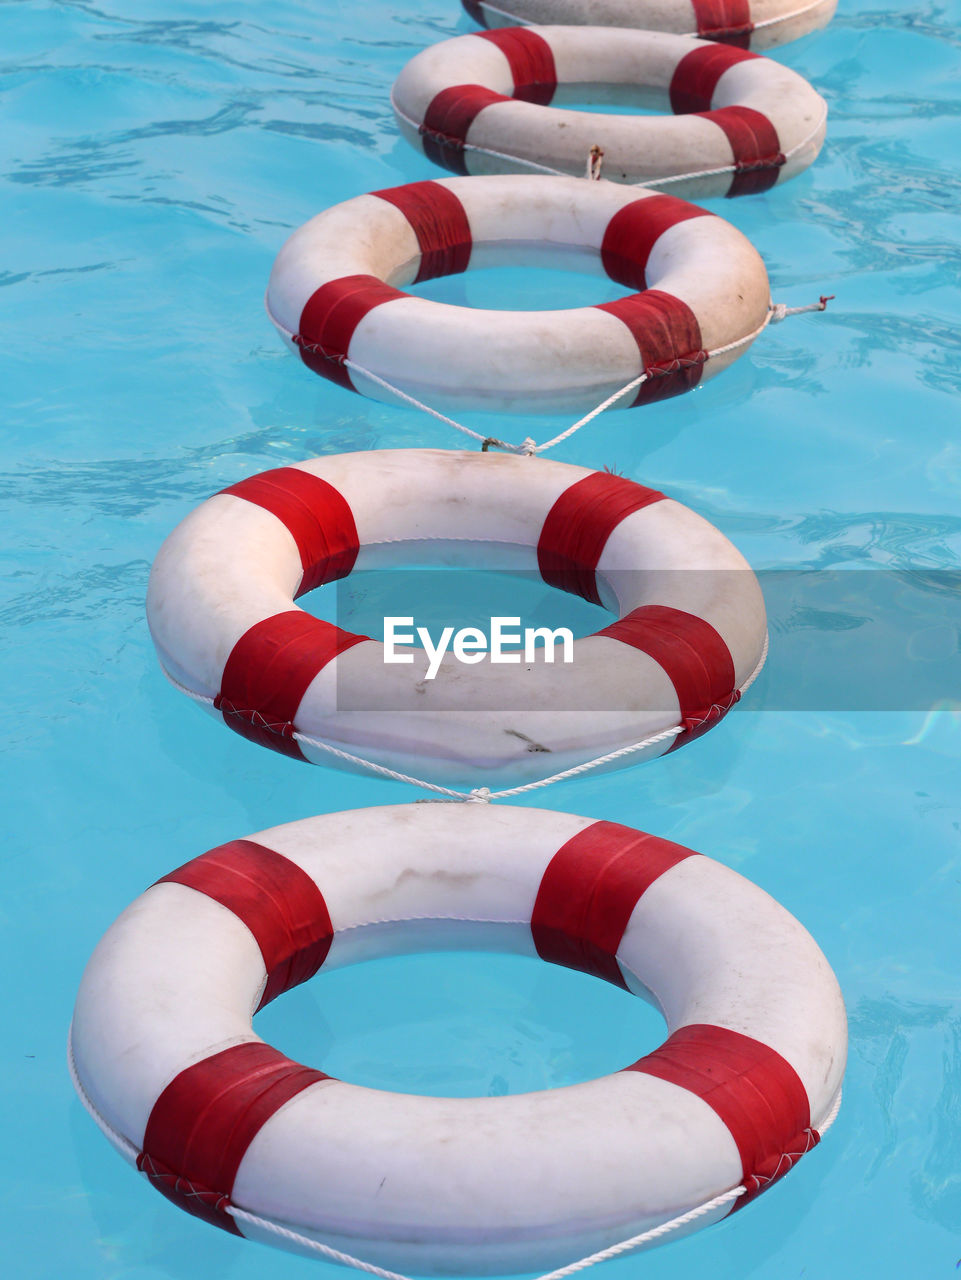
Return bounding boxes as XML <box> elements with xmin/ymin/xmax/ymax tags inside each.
<box><xmin>460</xmin><ymin>0</ymin><xmax>838</xmax><ymax>53</ymax></box>
<box><xmin>69</xmin><ymin>804</ymin><xmax>846</xmax><ymax>1275</ymax></box>
<box><xmin>392</xmin><ymin>27</ymin><xmax>827</xmax><ymax>196</ymax></box>
<box><xmin>266</xmin><ymin>174</ymin><xmax>770</xmax><ymax>415</ymax></box>
<box><xmin>146</xmin><ymin>448</ymin><xmax>767</xmax><ymax>785</ymax></box>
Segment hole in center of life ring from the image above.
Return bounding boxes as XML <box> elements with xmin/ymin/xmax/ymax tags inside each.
<box><xmin>550</xmin><ymin>92</ymin><xmax>664</xmax><ymax>118</ymax></box>
<box><xmin>254</xmin><ymin>951</ymin><xmax>667</xmax><ymax>1098</ymax></box>
<box><xmin>407</xmin><ymin>258</ymin><xmax>638</xmax><ymax>311</ymax></box>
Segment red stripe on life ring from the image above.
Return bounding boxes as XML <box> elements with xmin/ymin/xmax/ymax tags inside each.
<box><xmin>138</xmin><ymin>1042</ymin><xmax>332</xmax><ymax>1233</ymax></box>
<box><xmin>625</xmin><ymin>1024</ymin><xmax>817</xmax><ymax>1202</ymax></box>
<box><xmin>702</xmin><ymin>106</ymin><xmax>785</xmax><ymax>196</ymax></box>
<box><xmin>596</xmin><ymin>290</ymin><xmax>706</xmax><ymax>406</ymax></box>
<box><xmin>692</xmin><ymin>0</ymin><xmax>755</xmax><ymax>48</ymax></box>
<box><xmin>297</xmin><ymin>275</ymin><xmax>406</xmax><ymax>389</ymax></box>
<box><xmin>373</xmin><ymin>181</ymin><xmax>473</xmax><ymax>282</ymax></box>
<box><xmin>537</xmin><ymin>472</ymin><xmax>666</xmax><ymax>606</ymax></box>
<box><xmin>601</xmin><ymin>196</ymin><xmax>713</xmax><ymax>292</ymax></box>
<box><xmin>215</xmin><ymin>611</ymin><xmax>368</xmax><ymax>761</ymax></box>
<box><xmin>669</xmin><ymin>42</ymin><xmax>759</xmax><ymax>114</ymax></box>
<box><xmin>420</xmin><ymin>85</ymin><xmax>508</xmax><ymax>174</ymax></box>
<box><xmin>477</xmin><ymin>28</ymin><xmax>557</xmax><ymax>105</ymax></box>
<box><xmin>596</xmin><ymin>605</ymin><xmax>738</xmax><ymax>750</ymax></box>
<box><xmin>532</xmin><ymin>821</ymin><xmax>697</xmax><ymax>989</ymax></box>
<box><xmin>220</xmin><ymin>468</ymin><xmax>359</xmax><ymax>597</ymax></box>
<box><xmin>158</xmin><ymin>840</ymin><xmax>333</xmax><ymax>1009</ymax></box>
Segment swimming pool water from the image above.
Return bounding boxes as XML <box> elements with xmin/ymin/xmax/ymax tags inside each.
<box><xmin>2</xmin><ymin>1</ymin><xmax>960</xmax><ymax>1277</ymax></box>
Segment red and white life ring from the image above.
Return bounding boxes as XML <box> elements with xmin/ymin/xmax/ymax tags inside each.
<box><xmin>392</xmin><ymin>27</ymin><xmax>827</xmax><ymax>196</ymax></box>
<box><xmin>266</xmin><ymin>174</ymin><xmax>769</xmax><ymax>415</ymax></box>
<box><xmin>70</xmin><ymin>804</ymin><xmax>847</xmax><ymax>1275</ymax></box>
<box><xmin>460</xmin><ymin>0</ymin><xmax>838</xmax><ymax>53</ymax></box>
<box><xmin>146</xmin><ymin>449</ymin><xmax>767</xmax><ymax>785</ymax></box>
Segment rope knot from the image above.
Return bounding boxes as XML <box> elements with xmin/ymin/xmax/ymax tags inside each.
<box><xmin>520</xmin><ymin>437</ymin><xmax>539</xmax><ymax>456</ymax></box>
<box><xmin>770</xmin><ymin>293</ymin><xmax>836</xmax><ymax>323</ymax></box>
<box><xmin>587</xmin><ymin>144</ymin><xmax>604</xmax><ymax>181</ymax></box>
<box><xmin>467</xmin><ymin>787</ymin><xmax>492</xmax><ymax>804</ymax></box>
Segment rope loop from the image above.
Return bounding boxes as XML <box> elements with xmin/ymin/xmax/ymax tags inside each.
<box><xmin>340</xmin><ymin>297</ymin><xmax>830</xmax><ymax>458</ymax></box>
<box><xmin>158</xmin><ymin>633</ymin><xmax>769</xmax><ymax>805</ymax></box>
<box><xmin>68</xmin><ymin>970</ymin><xmax>843</xmax><ymax>1280</ymax></box>
<box><xmin>268</xmin><ymin>287</ymin><xmax>831</xmax><ymax>461</ymax></box>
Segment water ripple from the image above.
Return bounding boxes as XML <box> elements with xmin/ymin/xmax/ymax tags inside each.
<box><xmin>911</xmin><ymin>1017</ymin><xmax>961</xmax><ymax>1232</ymax></box>
<box><xmin>0</xmin><ymin>560</ymin><xmax>149</xmax><ymax>627</ymax></box>
<box><xmin>840</xmin><ymin>5</ymin><xmax>961</xmax><ymax>48</ymax></box>
<box><xmin>785</xmin><ymin>511</ymin><xmax>961</xmax><ymax>568</ymax></box>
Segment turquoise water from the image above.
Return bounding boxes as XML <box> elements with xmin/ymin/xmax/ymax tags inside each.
<box><xmin>3</xmin><ymin>1</ymin><xmax>960</xmax><ymax>1277</ymax></box>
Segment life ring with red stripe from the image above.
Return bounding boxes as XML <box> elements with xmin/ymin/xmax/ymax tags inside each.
<box><xmin>69</xmin><ymin>805</ymin><xmax>846</xmax><ymax>1274</ymax></box>
<box><xmin>146</xmin><ymin>449</ymin><xmax>767</xmax><ymax>785</ymax></box>
<box><xmin>461</xmin><ymin>0</ymin><xmax>838</xmax><ymax>53</ymax></box>
<box><xmin>392</xmin><ymin>27</ymin><xmax>827</xmax><ymax>196</ymax></box>
<box><xmin>266</xmin><ymin>175</ymin><xmax>770</xmax><ymax>414</ymax></box>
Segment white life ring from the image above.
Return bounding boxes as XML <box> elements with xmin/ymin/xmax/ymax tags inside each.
<box><xmin>69</xmin><ymin>804</ymin><xmax>847</xmax><ymax>1275</ymax></box>
<box><xmin>146</xmin><ymin>448</ymin><xmax>767</xmax><ymax>785</ymax></box>
<box><xmin>392</xmin><ymin>27</ymin><xmax>827</xmax><ymax>196</ymax></box>
<box><xmin>460</xmin><ymin>0</ymin><xmax>838</xmax><ymax>53</ymax></box>
<box><xmin>266</xmin><ymin>174</ymin><xmax>770</xmax><ymax>415</ymax></box>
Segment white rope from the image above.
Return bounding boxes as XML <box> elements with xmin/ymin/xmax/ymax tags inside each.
<box><xmin>230</xmin><ymin>1079</ymin><xmax>840</xmax><ymax>1280</ymax></box>
<box><xmin>67</xmin><ymin>1034</ymin><xmax>141</xmax><ymax>1164</ymax></box>
<box><xmin>390</xmin><ymin>94</ymin><xmax>829</xmax><ymax>193</ymax></box>
<box><xmin>269</xmin><ymin>277</ymin><xmax>831</xmax><ymax>459</ymax></box>
<box><xmin>818</xmin><ymin>1086</ymin><xmax>844</xmax><ymax>1138</ymax></box>
<box><xmin>267</xmin><ymin>243</ymin><xmax>832</xmax><ymax>456</ymax></box>
<box><xmin>159</xmin><ymin>631</ymin><xmax>768</xmax><ymax>804</ymax></box>
<box><xmin>337</xmin><ymin>357</ymin><xmax>529</xmax><ymax>455</ymax></box>
<box><xmin>72</xmin><ymin>1024</ymin><xmax>737</xmax><ymax>1280</ymax></box>
<box><xmin>336</xmin><ymin>349</ymin><xmax>650</xmax><ymax>457</ymax></box>
<box><xmin>69</xmin><ymin>966</ymin><xmax>843</xmax><ymax>1280</ymax></box>
<box><xmin>524</xmin><ymin>289</ymin><xmax>833</xmax><ymax>446</ymax></box>
<box><xmin>228</xmin><ymin>1187</ymin><xmax>745</xmax><ymax>1278</ymax></box>
<box><xmin>342</xmin><ymin>308</ymin><xmax>766</xmax><ymax>457</ymax></box>
<box><xmin>769</xmin><ymin>295</ymin><xmax>835</xmax><ymax>321</ymax></box>
<box><xmin>341</xmin><ymin>288</ymin><xmax>833</xmax><ymax>455</ymax></box>
<box><xmin>535</xmin><ymin>288</ymin><xmax>834</xmax><ymax>448</ymax></box>
<box><xmin>617</xmin><ymin>104</ymin><xmax>828</xmax><ymax>190</ymax></box>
